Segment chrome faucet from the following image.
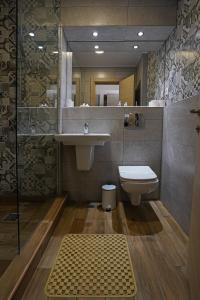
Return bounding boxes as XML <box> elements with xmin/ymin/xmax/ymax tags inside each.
<box><xmin>83</xmin><ymin>122</ymin><xmax>89</xmax><ymax>134</ymax></box>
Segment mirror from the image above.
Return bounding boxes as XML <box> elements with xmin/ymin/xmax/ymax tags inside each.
<box><xmin>62</xmin><ymin>26</ymin><xmax>172</xmax><ymax>106</ymax></box>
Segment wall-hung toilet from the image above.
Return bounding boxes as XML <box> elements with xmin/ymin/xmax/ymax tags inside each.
<box><xmin>118</xmin><ymin>166</ymin><xmax>159</xmax><ymax>206</ymax></box>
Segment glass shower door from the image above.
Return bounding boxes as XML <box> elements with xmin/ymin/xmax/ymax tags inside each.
<box><xmin>16</xmin><ymin>0</ymin><xmax>60</xmax><ymax>249</ymax></box>
<box><xmin>0</xmin><ymin>0</ymin><xmax>19</xmax><ymax>277</ymax></box>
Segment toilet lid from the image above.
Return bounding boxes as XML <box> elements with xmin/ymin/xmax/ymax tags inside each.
<box><xmin>118</xmin><ymin>166</ymin><xmax>157</xmax><ymax>181</ymax></box>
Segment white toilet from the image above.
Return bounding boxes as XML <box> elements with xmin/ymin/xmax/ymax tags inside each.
<box><xmin>118</xmin><ymin>166</ymin><xmax>159</xmax><ymax>206</ymax></box>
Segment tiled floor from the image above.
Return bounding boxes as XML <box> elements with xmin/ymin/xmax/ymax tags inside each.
<box><xmin>22</xmin><ymin>200</ymin><xmax>190</xmax><ymax>300</ymax></box>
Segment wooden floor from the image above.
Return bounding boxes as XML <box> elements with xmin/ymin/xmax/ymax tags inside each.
<box><xmin>0</xmin><ymin>200</ymin><xmax>53</xmax><ymax>277</ymax></box>
<box><xmin>19</xmin><ymin>200</ymin><xmax>54</xmax><ymax>248</ymax></box>
<box><xmin>0</xmin><ymin>202</ymin><xmax>18</xmax><ymax>276</ymax></box>
<box><xmin>21</xmin><ymin>200</ymin><xmax>190</xmax><ymax>300</ymax></box>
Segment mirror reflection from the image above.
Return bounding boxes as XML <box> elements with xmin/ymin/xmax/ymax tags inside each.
<box><xmin>62</xmin><ymin>26</ymin><xmax>172</xmax><ymax>107</ymax></box>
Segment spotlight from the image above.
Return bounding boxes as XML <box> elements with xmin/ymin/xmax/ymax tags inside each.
<box><xmin>138</xmin><ymin>31</ymin><xmax>144</xmax><ymax>37</ymax></box>
<box><xmin>95</xmin><ymin>50</ymin><xmax>104</xmax><ymax>54</ymax></box>
<box><xmin>93</xmin><ymin>31</ymin><xmax>98</xmax><ymax>37</ymax></box>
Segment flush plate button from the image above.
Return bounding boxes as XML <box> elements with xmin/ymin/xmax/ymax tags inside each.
<box><xmin>195</xmin><ymin>125</ymin><xmax>200</xmax><ymax>135</ymax></box>
<box><xmin>190</xmin><ymin>109</ymin><xmax>200</xmax><ymax>116</ymax></box>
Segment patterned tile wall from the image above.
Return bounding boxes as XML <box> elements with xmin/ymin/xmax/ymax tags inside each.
<box><xmin>0</xmin><ymin>0</ymin><xmax>17</xmax><ymax>194</ymax></box>
<box><xmin>147</xmin><ymin>43</ymin><xmax>166</xmax><ymax>101</ymax></box>
<box><xmin>0</xmin><ymin>1</ymin><xmax>60</xmax><ymax>197</ymax></box>
<box><xmin>17</xmin><ymin>0</ymin><xmax>60</xmax><ymax>196</ymax></box>
<box><xmin>147</xmin><ymin>0</ymin><xmax>200</xmax><ymax>103</ymax></box>
<box><xmin>18</xmin><ymin>136</ymin><xmax>57</xmax><ymax>197</ymax></box>
<box><xmin>17</xmin><ymin>108</ymin><xmax>57</xmax><ymax>134</ymax></box>
<box><xmin>18</xmin><ymin>0</ymin><xmax>60</xmax><ymax>108</ymax></box>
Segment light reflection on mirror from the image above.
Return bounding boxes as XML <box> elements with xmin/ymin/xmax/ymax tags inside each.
<box><xmin>62</xmin><ymin>26</ymin><xmax>173</xmax><ymax>107</ymax></box>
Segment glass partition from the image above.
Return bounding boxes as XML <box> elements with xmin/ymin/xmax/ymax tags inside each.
<box><xmin>16</xmin><ymin>0</ymin><xmax>60</xmax><ymax>249</ymax></box>
<box><xmin>0</xmin><ymin>0</ymin><xmax>61</xmax><ymax>278</ymax></box>
<box><xmin>0</xmin><ymin>0</ymin><xmax>19</xmax><ymax>278</ymax></box>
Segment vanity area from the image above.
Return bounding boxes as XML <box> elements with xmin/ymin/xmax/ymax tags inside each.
<box><xmin>55</xmin><ymin>23</ymin><xmax>166</xmax><ymax>200</ymax></box>
<box><xmin>58</xmin><ymin>106</ymin><xmax>163</xmax><ymax>202</ymax></box>
<box><xmin>16</xmin><ymin>21</ymin><xmax>166</xmax><ymax>203</ymax></box>
<box><xmin>55</xmin><ymin>132</ymin><xmax>111</xmax><ymax>170</ymax></box>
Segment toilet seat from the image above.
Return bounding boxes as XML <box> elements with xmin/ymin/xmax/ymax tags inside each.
<box><xmin>118</xmin><ymin>166</ymin><xmax>157</xmax><ymax>181</ymax></box>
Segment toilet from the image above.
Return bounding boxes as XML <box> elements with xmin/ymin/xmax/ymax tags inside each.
<box><xmin>118</xmin><ymin>166</ymin><xmax>159</xmax><ymax>206</ymax></box>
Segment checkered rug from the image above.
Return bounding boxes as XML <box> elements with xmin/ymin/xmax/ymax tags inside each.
<box><xmin>45</xmin><ymin>234</ymin><xmax>137</xmax><ymax>297</ymax></box>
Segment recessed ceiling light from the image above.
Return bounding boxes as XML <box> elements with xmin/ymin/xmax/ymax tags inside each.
<box><xmin>133</xmin><ymin>45</ymin><xmax>139</xmax><ymax>49</ymax></box>
<box><xmin>53</xmin><ymin>51</ymin><xmax>58</xmax><ymax>54</ymax></box>
<box><xmin>93</xmin><ymin>31</ymin><xmax>98</xmax><ymax>37</ymax></box>
<box><xmin>29</xmin><ymin>32</ymin><xmax>35</xmax><ymax>37</ymax></box>
<box><xmin>38</xmin><ymin>46</ymin><xmax>43</xmax><ymax>50</ymax></box>
<box><xmin>94</xmin><ymin>45</ymin><xmax>99</xmax><ymax>49</ymax></box>
<box><xmin>95</xmin><ymin>50</ymin><xmax>104</xmax><ymax>54</ymax></box>
<box><xmin>138</xmin><ymin>31</ymin><xmax>144</xmax><ymax>37</ymax></box>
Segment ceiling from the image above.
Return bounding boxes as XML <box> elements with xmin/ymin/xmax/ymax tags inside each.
<box><xmin>64</xmin><ymin>26</ymin><xmax>174</xmax><ymax>68</ymax></box>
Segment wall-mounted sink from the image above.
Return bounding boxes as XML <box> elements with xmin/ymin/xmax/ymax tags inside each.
<box><xmin>55</xmin><ymin>133</ymin><xmax>111</xmax><ymax>171</ymax></box>
<box><xmin>54</xmin><ymin>133</ymin><xmax>110</xmax><ymax>146</ymax></box>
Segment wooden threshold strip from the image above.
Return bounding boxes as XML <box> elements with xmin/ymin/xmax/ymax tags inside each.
<box><xmin>0</xmin><ymin>196</ymin><xmax>66</xmax><ymax>300</ymax></box>
<box><xmin>117</xmin><ymin>200</ymin><xmax>129</xmax><ymax>235</ymax></box>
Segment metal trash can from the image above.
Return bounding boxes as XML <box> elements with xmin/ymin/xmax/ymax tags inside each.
<box><xmin>102</xmin><ymin>184</ymin><xmax>116</xmax><ymax>211</ymax></box>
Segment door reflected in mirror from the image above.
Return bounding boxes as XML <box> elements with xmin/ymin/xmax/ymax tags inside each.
<box><xmin>72</xmin><ymin>67</ymin><xmax>136</xmax><ymax>107</ymax></box>
<box><xmin>96</xmin><ymin>84</ymin><xmax>119</xmax><ymax>106</ymax></box>
<box><xmin>61</xmin><ymin>26</ymin><xmax>171</xmax><ymax>107</ymax></box>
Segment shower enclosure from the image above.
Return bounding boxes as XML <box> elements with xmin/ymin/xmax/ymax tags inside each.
<box><xmin>17</xmin><ymin>0</ymin><xmax>60</xmax><ymax>250</ymax></box>
<box><xmin>0</xmin><ymin>0</ymin><xmax>61</xmax><ymax>278</ymax></box>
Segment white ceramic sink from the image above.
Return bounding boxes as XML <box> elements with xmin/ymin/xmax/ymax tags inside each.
<box><xmin>54</xmin><ymin>133</ymin><xmax>111</xmax><ymax>146</ymax></box>
<box><xmin>55</xmin><ymin>133</ymin><xmax>111</xmax><ymax>171</ymax></box>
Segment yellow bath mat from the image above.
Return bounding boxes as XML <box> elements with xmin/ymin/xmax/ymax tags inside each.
<box><xmin>45</xmin><ymin>234</ymin><xmax>137</xmax><ymax>298</ymax></box>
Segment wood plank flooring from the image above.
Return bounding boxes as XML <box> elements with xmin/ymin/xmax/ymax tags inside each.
<box><xmin>0</xmin><ymin>201</ymin><xmax>18</xmax><ymax>268</ymax></box>
<box><xmin>0</xmin><ymin>197</ymin><xmax>65</xmax><ymax>300</ymax></box>
<box><xmin>0</xmin><ymin>200</ymin><xmax>54</xmax><ymax>278</ymax></box>
<box><xmin>21</xmin><ymin>201</ymin><xmax>190</xmax><ymax>300</ymax></box>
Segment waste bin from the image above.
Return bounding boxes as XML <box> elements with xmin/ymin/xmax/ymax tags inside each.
<box><xmin>102</xmin><ymin>184</ymin><xmax>116</xmax><ymax>211</ymax></box>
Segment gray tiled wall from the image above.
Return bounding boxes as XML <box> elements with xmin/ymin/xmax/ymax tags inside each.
<box><xmin>161</xmin><ymin>95</ymin><xmax>199</xmax><ymax>234</ymax></box>
<box><xmin>62</xmin><ymin>107</ymin><xmax>163</xmax><ymax>202</ymax></box>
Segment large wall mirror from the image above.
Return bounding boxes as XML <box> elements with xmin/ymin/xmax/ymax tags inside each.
<box><xmin>61</xmin><ymin>26</ymin><xmax>172</xmax><ymax>107</ymax></box>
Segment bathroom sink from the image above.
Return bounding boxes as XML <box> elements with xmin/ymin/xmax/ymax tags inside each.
<box><xmin>54</xmin><ymin>133</ymin><xmax>111</xmax><ymax>146</ymax></box>
<box><xmin>54</xmin><ymin>133</ymin><xmax>111</xmax><ymax>171</ymax></box>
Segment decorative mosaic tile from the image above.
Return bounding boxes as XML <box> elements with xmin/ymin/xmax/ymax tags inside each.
<box><xmin>16</xmin><ymin>0</ymin><xmax>60</xmax><ymax>196</ymax></box>
<box><xmin>17</xmin><ymin>136</ymin><xmax>57</xmax><ymax>196</ymax></box>
<box><xmin>0</xmin><ymin>0</ymin><xmax>17</xmax><ymax>194</ymax></box>
<box><xmin>0</xmin><ymin>0</ymin><xmax>60</xmax><ymax>196</ymax></box>
<box><xmin>17</xmin><ymin>108</ymin><xmax>57</xmax><ymax>134</ymax></box>
<box><xmin>147</xmin><ymin>0</ymin><xmax>200</xmax><ymax>104</ymax></box>
<box><xmin>147</xmin><ymin>43</ymin><xmax>166</xmax><ymax>101</ymax></box>
<box><xmin>18</xmin><ymin>0</ymin><xmax>60</xmax><ymax>108</ymax></box>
